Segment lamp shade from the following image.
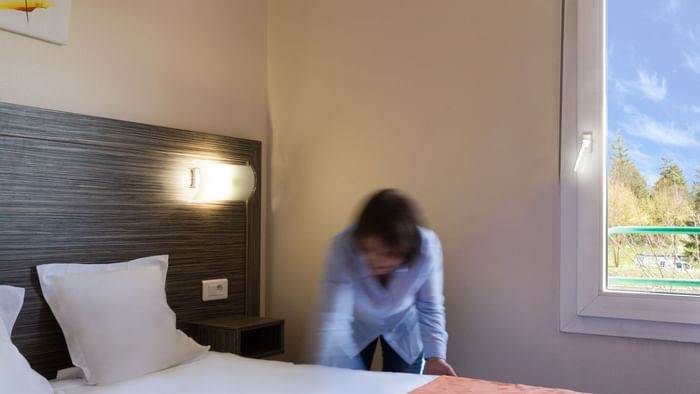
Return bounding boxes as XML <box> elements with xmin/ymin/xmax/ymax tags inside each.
<box><xmin>190</xmin><ymin>163</ymin><xmax>255</xmax><ymax>202</ymax></box>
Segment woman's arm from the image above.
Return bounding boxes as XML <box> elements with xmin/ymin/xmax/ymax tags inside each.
<box><xmin>316</xmin><ymin>236</ymin><xmax>361</xmax><ymax>368</ymax></box>
<box><xmin>415</xmin><ymin>231</ymin><xmax>456</xmax><ymax>376</ymax></box>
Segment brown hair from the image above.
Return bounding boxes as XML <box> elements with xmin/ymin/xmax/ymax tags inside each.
<box><xmin>352</xmin><ymin>189</ymin><xmax>423</xmax><ymax>263</ymax></box>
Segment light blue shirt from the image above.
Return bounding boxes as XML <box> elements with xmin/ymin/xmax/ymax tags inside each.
<box><xmin>316</xmin><ymin>226</ymin><xmax>448</xmax><ymax>368</ymax></box>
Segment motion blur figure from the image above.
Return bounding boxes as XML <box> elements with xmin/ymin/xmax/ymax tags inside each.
<box><xmin>315</xmin><ymin>189</ymin><xmax>456</xmax><ymax>376</ymax></box>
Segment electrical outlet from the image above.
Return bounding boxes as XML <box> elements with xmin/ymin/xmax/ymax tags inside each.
<box><xmin>202</xmin><ymin>279</ymin><xmax>228</xmax><ymax>301</ymax></box>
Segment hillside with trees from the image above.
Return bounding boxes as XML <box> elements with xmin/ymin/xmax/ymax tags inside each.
<box><xmin>607</xmin><ymin>132</ymin><xmax>700</xmax><ymax>294</ymax></box>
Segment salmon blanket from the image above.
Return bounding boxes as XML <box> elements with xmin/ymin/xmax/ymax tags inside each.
<box><xmin>409</xmin><ymin>376</ymin><xmax>585</xmax><ymax>394</ymax></box>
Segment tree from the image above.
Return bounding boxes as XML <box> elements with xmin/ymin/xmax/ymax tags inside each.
<box><xmin>607</xmin><ymin>132</ymin><xmax>651</xmax><ymax>268</ymax></box>
<box><xmin>608</xmin><ymin>183</ymin><xmax>649</xmax><ymax>267</ymax></box>
<box><xmin>653</xmin><ymin>157</ymin><xmax>687</xmax><ymax>192</ymax></box>
<box><xmin>683</xmin><ymin>221</ymin><xmax>700</xmax><ymax>263</ymax></box>
<box><xmin>649</xmin><ymin>158</ymin><xmax>690</xmax><ymax>225</ymax></box>
<box><xmin>641</xmin><ymin>158</ymin><xmax>692</xmax><ymax>269</ymax></box>
<box><xmin>608</xmin><ymin>183</ymin><xmax>648</xmax><ymax>227</ymax></box>
<box><xmin>683</xmin><ymin>168</ymin><xmax>700</xmax><ymax>262</ymax></box>
<box><xmin>691</xmin><ymin>167</ymin><xmax>700</xmax><ymax>211</ymax></box>
<box><xmin>648</xmin><ymin>188</ymin><xmax>692</xmax><ymax>226</ymax></box>
<box><xmin>609</xmin><ymin>131</ymin><xmax>648</xmax><ymax>200</ymax></box>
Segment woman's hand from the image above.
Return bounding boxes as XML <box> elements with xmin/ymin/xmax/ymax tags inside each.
<box><xmin>424</xmin><ymin>357</ymin><xmax>457</xmax><ymax>376</ymax></box>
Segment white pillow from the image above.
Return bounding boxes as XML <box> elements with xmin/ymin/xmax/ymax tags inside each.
<box><xmin>37</xmin><ymin>255</ymin><xmax>208</xmax><ymax>385</ymax></box>
<box><xmin>0</xmin><ymin>285</ymin><xmax>24</xmax><ymax>334</ymax></box>
<box><xmin>0</xmin><ymin>286</ymin><xmax>54</xmax><ymax>394</ymax></box>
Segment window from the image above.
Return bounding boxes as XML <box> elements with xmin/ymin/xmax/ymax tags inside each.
<box><xmin>561</xmin><ymin>0</ymin><xmax>700</xmax><ymax>342</ymax></box>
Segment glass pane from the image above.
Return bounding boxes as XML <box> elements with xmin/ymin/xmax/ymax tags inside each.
<box><xmin>606</xmin><ymin>0</ymin><xmax>700</xmax><ymax>295</ymax></box>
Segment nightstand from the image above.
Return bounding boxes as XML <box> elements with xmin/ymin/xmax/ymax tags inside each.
<box><xmin>187</xmin><ymin>315</ymin><xmax>284</xmax><ymax>358</ymax></box>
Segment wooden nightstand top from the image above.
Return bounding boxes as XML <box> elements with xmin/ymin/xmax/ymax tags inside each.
<box><xmin>187</xmin><ymin>315</ymin><xmax>282</xmax><ymax>330</ymax></box>
<box><xmin>186</xmin><ymin>315</ymin><xmax>285</xmax><ymax>358</ymax></box>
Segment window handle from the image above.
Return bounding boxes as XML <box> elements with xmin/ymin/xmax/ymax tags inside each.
<box><xmin>573</xmin><ymin>132</ymin><xmax>592</xmax><ymax>172</ymax></box>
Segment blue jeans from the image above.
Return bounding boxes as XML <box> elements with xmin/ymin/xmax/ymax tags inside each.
<box><xmin>358</xmin><ymin>336</ymin><xmax>424</xmax><ymax>373</ymax></box>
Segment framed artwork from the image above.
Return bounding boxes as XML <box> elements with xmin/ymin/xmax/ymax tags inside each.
<box><xmin>0</xmin><ymin>1</ymin><xmax>71</xmax><ymax>45</ymax></box>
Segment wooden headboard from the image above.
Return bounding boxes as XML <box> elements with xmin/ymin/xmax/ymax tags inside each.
<box><xmin>0</xmin><ymin>102</ymin><xmax>261</xmax><ymax>378</ymax></box>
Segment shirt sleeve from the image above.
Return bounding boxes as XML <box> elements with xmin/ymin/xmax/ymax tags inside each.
<box><xmin>315</xmin><ymin>235</ymin><xmax>362</xmax><ymax>368</ymax></box>
<box><xmin>415</xmin><ymin>231</ymin><xmax>448</xmax><ymax>360</ymax></box>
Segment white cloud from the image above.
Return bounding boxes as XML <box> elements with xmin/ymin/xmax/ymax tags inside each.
<box><xmin>683</xmin><ymin>51</ymin><xmax>700</xmax><ymax>74</ymax></box>
<box><xmin>621</xmin><ymin>106</ymin><xmax>700</xmax><ymax>147</ymax></box>
<box><xmin>613</xmin><ymin>78</ymin><xmax>631</xmax><ymax>94</ymax></box>
<box><xmin>622</xmin><ymin>70</ymin><xmax>667</xmax><ymax>101</ymax></box>
<box><xmin>636</xmin><ymin>70</ymin><xmax>667</xmax><ymax>101</ymax></box>
<box><xmin>628</xmin><ymin>146</ymin><xmax>653</xmax><ymax>165</ymax></box>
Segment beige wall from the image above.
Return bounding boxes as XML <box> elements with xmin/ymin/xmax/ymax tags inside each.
<box><xmin>0</xmin><ymin>0</ymin><xmax>270</xmax><ymax>309</ymax></box>
<box><xmin>267</xmin><ymin>1</ymin><xmax>700</xmax><ymax>393</ymax></box>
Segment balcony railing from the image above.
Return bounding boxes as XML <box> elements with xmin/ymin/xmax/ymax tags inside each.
<box><xmin>608</xmin><ymin>226</ymin><xmax>700</xmax><ymax>292</ymax></box>
<box><xmin>608</xmin><ymin>226</ymin><xmax>700</xmax><ymax>235</ymax></box>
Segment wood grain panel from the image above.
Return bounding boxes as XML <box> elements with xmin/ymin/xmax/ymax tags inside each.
<box><xmin>0</xmin><ymin>102</ymin><xmax>261</xmax><ymax>378</ymax></box>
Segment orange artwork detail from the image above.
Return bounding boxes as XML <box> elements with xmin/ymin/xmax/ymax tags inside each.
<box><xmin>0</xmin><ymin>1</ymin><xmax>51</xmax><ymax>12</ymax></box>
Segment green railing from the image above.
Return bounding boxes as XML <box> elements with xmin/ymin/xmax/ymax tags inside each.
<box><xmin>608</xmin><ymin>226</ymin><xmax>700</xmax><ymax>289</ymax></box>
<box><xmin>608</xmin><ymin>277</ymin><xmax>700</xmax><ymax>288</ymax></box>
<box><xmin>608</xmin><ymin>226</ymin><xmax>700</xmax><ymax>235</ymax></box>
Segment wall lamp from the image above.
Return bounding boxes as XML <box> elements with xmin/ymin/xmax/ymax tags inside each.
<box><xmin>188</xmin><ymin>162</ymin><xmax>255</xmax><ymax>202</ymax></box>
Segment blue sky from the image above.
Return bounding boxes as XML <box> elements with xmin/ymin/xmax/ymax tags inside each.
<box><xmin>607</xmin><ymin>0</ymin><xmax>700</xmax><ymax>187</ymax></box>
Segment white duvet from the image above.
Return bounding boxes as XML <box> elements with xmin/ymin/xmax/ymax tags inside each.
<box><xmin>51</xmin><ymin>351</ymin><xmax>435</xmax><ymax>394</ymax></box>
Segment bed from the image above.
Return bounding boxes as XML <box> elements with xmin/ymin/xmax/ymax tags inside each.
<box><xmin>0</xmin><ymin>102</ymin><xmax>582</xmax><ymax>394</ymax></box>
<box><xmin>50</xmin><ymin>352</ymin><xmax>432</xmax><ymax>394</ymax></box>
<box><xmin>49</xmin><ymin>351</ymin><xmax>578</xmax><ymax>394</ymax></box>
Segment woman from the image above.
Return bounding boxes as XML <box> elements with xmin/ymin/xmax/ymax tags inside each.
<box><xmin>316</xmin><ymin>189</ymin><xmax>456</xmax><ymax>376</ymax></box>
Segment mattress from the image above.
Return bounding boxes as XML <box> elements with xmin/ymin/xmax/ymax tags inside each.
<box><xmin>50</xmin><ymin>351</ymin><xmax>436</xmax><ymax>394</ymax></box>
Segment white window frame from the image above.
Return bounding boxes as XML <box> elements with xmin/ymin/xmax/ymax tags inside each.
<box><xmin>560</xmin><ymin>0</ymin><xmax>700</xmax><ymax>342</ymax></box>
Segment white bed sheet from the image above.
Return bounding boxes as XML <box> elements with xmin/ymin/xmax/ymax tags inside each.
<box><xmin>51</xmin><ymin>351</ymin><xmax>435</xmax><ymax>394</ymax></box>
